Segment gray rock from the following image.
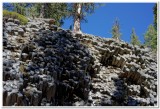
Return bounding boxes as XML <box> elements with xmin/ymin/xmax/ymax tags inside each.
<box><xmin>3</xmin><ymin>90</ymin><xmax>7</xmax><ymax>106</ymax></box>
<box><xmin>18</xmin><ymin>28</ymin><xmax>24</xmax><ymax>36</ymax></box>
<box><xmin>73</xmin><ymin>100</ymin><xmax>85</xmax><ymax>106</ymax></box>
<box><xmin>8</xmin><ymin>18</ymin><xmax>14</xmax><ymax>22</ymax></box>
<box><xmin>14</xmin><ymin>19</ymin><xmax>20</xmax><ymax>25</ymax></box>
<box><xmin>49</xmin><ymin>25</ymin><xmax>58</xmax><ymax>31</ymax></box>
<box><xmin>21</xmin><ymin>53</ymin><xmax>28</xmax><ymax>61</ymax></box>
<box><xmin>6</xmin><ymin>22</ymin><xmax>17</xmax><ymax>26</ymax></box>
<box><xmin>14</xmin><ymin>32</ymin><xmax>18</xmax><ymax>36</ymax></box>
<box><xmin>31</xmin><ymin>92</ymin><xmax>40</xmax><ymax>106</ymax></box>
<box><xmin>101</xmin><ymin>98</ymin><xmax>112</xmax><ymax>106</ymax></box>
<box><xmin>6</xmin><ymin>26</ymin><xmax>12</xmax><ymax>33</ymax></box>
<box><xmin>17</xmin><ymin>92</ymin><xmax>23</xmax><ymax>106</ymax></box>
<box><xmin>25</xmin><ymin>28</ymin><xmax>31</xmax><ymax>32</ymax></box>
<box><xmin>31</xmin><ymin>28</ymin><xmax>39</xmax><ymax>32</ymax></box>
<box><xmin>30</xmin><ymin>23</ymin><xmax>38</xmax><ymax>28</ymax></box>
<box><xmin>46</xmin><ymin>82</ymin><xmax>56</xmax><ymax>102</ymax></box>
<box><xmin>5</xmin><ymin>89</ymin><xmax>18</xmax><ymax>106</ymax></box>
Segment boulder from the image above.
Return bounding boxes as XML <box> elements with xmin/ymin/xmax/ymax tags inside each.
<box><xmin>49</xmin><ymin>25</ymin><xmax>58</xmax><ymax>31</ymax></box>
<box><xmin>14</xmin><ymin>19</ymin><xmax>20</xmax><ymax>25</ymax></box>
<box><xmin>6</xmin><ymin>26</ymin><xmax>12</xmax><ymax>33</ymax></box>
<box><xmin>30</xmin><ymin>23</ymin><xmax>38</xmax><ymax>28</ymax></box>
<box><xmin>18</xmin><ymin>28</ymin><xmax>24</xmax><ymax>36</ymax></box>
<box><xmin>8</xmin><ymin>18</ymin><xmax>14</xmax><ymax>22</ymax></box>
<box><xmin>49</xmin><ymin>19</ymin><xmax>55</xmax><ymax>25</ymax></box>
<box><xmin>5</xmin><ymin>22</ymin><xmax>17</xmax><ymax>26</ymax></box>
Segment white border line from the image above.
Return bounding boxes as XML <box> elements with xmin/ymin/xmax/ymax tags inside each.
<box><xmin>1</xmin><ymin>1</ymin><xmax>3</xmax><ymax>109</ymax></box>
<box><xmin>0</xmin><ymin>1</ymin><xmax>159</xmax><ymax>109</ymax></box>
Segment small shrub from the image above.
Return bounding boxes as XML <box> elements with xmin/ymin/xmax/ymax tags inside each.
<box><xmin>3</xmin><ymin>10</ymin><xmax>28</xmax><ymax>25</ymax></box>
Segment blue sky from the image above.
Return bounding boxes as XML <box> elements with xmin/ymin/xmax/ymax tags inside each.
<box><xmin>62</xmin><ymin>3</ymin><xmax>155</xmax><ymax>43</ymax></box>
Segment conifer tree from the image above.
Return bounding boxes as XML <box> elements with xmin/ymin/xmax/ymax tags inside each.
<box><xmin>130</xmin><ymin>28</ymin><xmax>141</xmax><ymax>46</ymax></box>
<box><xmin>112</xmin><ymin>18</ymin><xmax>121</xmax><ymax>41</ymax></box>
<box><xmin>153</xmin><ymin>4</ymin><xmax>157</xmax><ymax>30</ymax></box>
<box><xmin>67</xmin><ymin>3</ymin><xmax>100</xmax><ymax>33</ymax></box>
<box><xmin>144</xmin><ymin>24</ymin><xmax>157</xmax><ymax>51</ymax></box>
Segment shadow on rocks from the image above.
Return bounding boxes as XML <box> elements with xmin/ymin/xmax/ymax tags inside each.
<box><xmin>111</xmin><ymin>76</ymin><xmax>151</xmax><ymax>106</ymax></box>
<box><xmin>110</xmin><ymin>77</ymin><xmax>128</xmax><ymax>106</ymax></box>
<box><xmin>18</xmin><ymin>29</ymin><xmax>94</xmax><ymax>106</ymax></box>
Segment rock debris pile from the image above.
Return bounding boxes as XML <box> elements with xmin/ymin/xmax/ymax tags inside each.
<box><xmin>3</xmin><ymin>18</ymin><xmax>157</xmax><ymax>106</ymax></box>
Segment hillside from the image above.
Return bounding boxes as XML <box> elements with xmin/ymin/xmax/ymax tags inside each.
<box><xmin>3</xmin><ymin>17</ymin><xmax>157</xmax><ymax>106</ymax></box>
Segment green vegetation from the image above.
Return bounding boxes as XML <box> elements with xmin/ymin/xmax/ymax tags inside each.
<box><xmin>3</xmin><ymin>3</ymin><xmax>101</xmax><ymax>30</ymax></box>
<box><xmin>130</xmin><ymin>28</ymin><xmax>141</xmax><ymax>46</ymax></box>
<box><xmin>31</xmin><ymin>3</ymin><xmax>68</xmax><ymax>26</ymax></box>
<box><xmin>3</xmin><ymin>10</ymin><xmax>28</xmax><ymax>25</ymax></box>
<box><xmin>143</xmin><ymin>3</ymin><xmax>157</xmax><ymax>52</ymax></box>
<box><xmin>45</xmin><ymin>3</ymin><xmax>68</xmax><ymax>26</ymax></box>
<box><xmin>144</xmin><ymin>24</ymin><xmax>157</xmax><ymax>51</ymax></box>
<box><xmin>12</xmin><ymin>3</ymin><xmax>29</xmax><ymax>16</ymax></box>
<box><xmin>153</xmin><ymin>4</ymin><xmax>157</xmax><ymax>30</ymax></box>
<box><xmin>111</xmin><ymin>18</ymin><xmax>121</xmax><ymax>41</ymax></box>
<box><xmin>9</xmin><ymin>3</ymin><xmax>68</xmax><ymax>26</ymax></box>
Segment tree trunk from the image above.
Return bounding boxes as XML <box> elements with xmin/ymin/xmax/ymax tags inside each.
<box><xmin>39</xmin><ymin>4</ymin><xmax>45</xmax><ymax>18</ymax></box>
<box><xmin>73</xmin><ymin>3</ymin><xmax>82</xmax><ymax>33</ymax></box>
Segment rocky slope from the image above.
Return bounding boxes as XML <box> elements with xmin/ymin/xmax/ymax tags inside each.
<box><xmin>3</xmin><ymin>18</ymin><xmax>157</xmax><ymax>106</ymax></box>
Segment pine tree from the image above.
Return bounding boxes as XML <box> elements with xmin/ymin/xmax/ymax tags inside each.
<box><xmin>111</xmin><ymin>18</ymin><xmax>121</xmax><ymax>41</ymax></box>
<box><xmin>37</xmin><ymin>3</ymin><xmax>68</xmax><ymax>26</ymax></box>
<box><xmin>144</xmin><ymin>24</ymin><xmax>157</xmax><ymax>51</ymax></box>
<box><xmin>12</xmin><ymin>3</ymin><xmax>30</xmax><ymax>16</ymax></box>
<box><xmin>144</xmin><ymin>4</ymin><xmax>157</xmax><ymax>52</ymax></box>
<box><xmin>153</xmin><ymin>4</ymin><xmax>157</xmax><ymax>30</ymax></box>
<box><xmin>130</xmin><ymin>28</ymin><xmax>141</xmax><ymax>46</ymax></box>
<box><xmin>29</xmin><ymin>4</ymin><xmax>40</xmax><ymax>18</ymax></box>
<box><xmin>5</xmin><ymin>3</ymin><xmax>101</xmax><ymax>28</ymax></box>
<box><xmin>67</xmin><ymin>3</ymin><xmax>101</xmax><ymax>33</ymax></box>
<box><xmin>39</xmin><ymin>4</ymin><xmax>45</xmax><ymax>18</ymax></box>
<box><xmin>7</xmin><ymin>3</ymin><xmax>68</xmax><ymax>27</ymax></box>
<box><xmin>73</xmin><ymin>3</ymin><xmax>82</xmax><ymax>33</ymax></box>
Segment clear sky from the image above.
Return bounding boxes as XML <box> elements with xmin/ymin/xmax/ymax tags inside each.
<box><xmin>62</xmin><ymin>3</ymin><xmax>155</xmax><ymax>43</ymax></box>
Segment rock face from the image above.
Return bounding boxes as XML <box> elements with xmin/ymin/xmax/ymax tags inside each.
<box><xmin>3</xmin><ymin>18</ymin><xmax>157</xmax><ymax>106</ymax></box>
